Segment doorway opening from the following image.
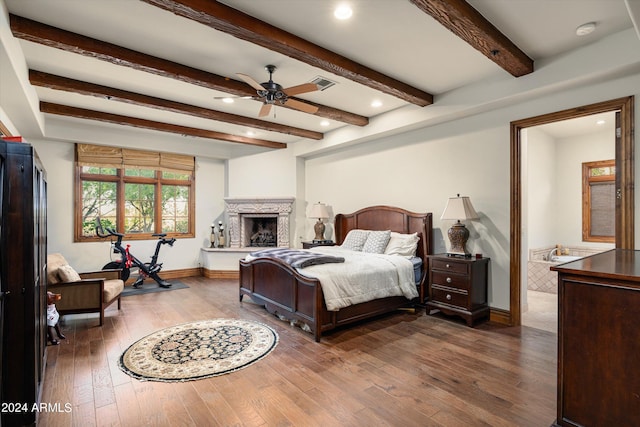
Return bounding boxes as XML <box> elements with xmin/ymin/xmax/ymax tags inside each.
<box><xmin>509</xmin><ymin>96</ymin><xmax>634</xmax><ymax>327</ymax></box>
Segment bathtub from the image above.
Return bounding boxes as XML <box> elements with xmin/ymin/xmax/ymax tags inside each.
<box><xmin>528</xmin><ymin>246</ymin><xmax>607</xmax><ymax>293</ymax></box>
<box><xmin>550</xmin><ymin>255</ymin><xmax>582</xmax><ymax>263</ymax></box>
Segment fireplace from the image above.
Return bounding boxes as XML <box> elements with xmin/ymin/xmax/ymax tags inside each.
<box><xmin>224</xmin><ymin>197</ymin><xmax>294</xmax><ymax>248</ymax></box>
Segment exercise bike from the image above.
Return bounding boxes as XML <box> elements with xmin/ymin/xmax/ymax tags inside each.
<box><xmin>95</xmin><ymin>218</ymin><xmax>176</xmax><ymax>288</ymax></box>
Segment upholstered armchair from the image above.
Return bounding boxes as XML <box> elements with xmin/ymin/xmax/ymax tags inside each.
<box><xmin>46</xmin><ymin>253</ymin><xmax>124</xmax><ymax>326</ymax></box>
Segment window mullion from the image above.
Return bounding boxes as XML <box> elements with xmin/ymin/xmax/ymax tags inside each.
<box><xmin>117</xmin><ymin>169</ymin><xmax>126</xmax><ymax>234</ymax></box>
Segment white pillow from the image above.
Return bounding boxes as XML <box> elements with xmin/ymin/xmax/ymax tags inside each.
<box><xmin>362</xmin><ymin>230</ymin><xmax>392</xmax><ymax>254</ymax></box>
<box><xmin>384</xmin><ymin>232</ymin><xmax>419</xmax><ymax>257</ymax></box>
<box><xmin>340</xmin><ymin>229</ymin><xmax>370</xmax><ymax>251</ymax></box>
<box><xmin>58</xmin><ymin>264</ymin><xmax>81</xmax><ymax>282</ymax></box>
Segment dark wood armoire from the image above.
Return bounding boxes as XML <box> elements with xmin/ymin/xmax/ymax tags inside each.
<box><xmin>0</xmin><ymin>141</ymin><xmax>48</xmax><ymax>427</ymax></box>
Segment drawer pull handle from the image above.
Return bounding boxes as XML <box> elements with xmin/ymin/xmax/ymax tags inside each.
<box><xmin>446</xmin><ymin>264</ymin><xmax>450</xmax><ymax>268</ymax></box>
<box><xmin>446</xmin><ymin>277</ymin><xmax>452</xmax><ymax>283</ymax></box>
<box><xmin>446</xmin><ymin>294</ymin><xmax>452</xmax><ymax>301</ymax></box>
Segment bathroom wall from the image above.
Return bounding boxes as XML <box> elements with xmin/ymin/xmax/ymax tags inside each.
<box><xmin>526</xmin><ymin>125</ymin><xmax>615</xmax><ymax>254</ymax></box>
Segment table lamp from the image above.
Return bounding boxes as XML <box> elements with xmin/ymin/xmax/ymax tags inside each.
<box><xmin>441</xmin><ymin>194</ymin><xmax>479</xmax><ymax>257</ymax></box>
<box><xmin>309</xmin><ymin>202</ymin><xmax>330</xmax><ymax>241</ymax></box>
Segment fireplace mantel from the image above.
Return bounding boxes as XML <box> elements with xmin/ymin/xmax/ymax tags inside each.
<box><xmin>224</xmin><ymin>197</ymin><xmax>294</xmax><ymax>248</ymax></box>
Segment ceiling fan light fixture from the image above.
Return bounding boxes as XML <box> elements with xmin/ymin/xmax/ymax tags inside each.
<box><xmin>236</xmin><ymin>65</ymin><xmax>320</xmax><ymax>117</ymax></box>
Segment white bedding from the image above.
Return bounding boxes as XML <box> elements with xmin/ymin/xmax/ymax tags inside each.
<box><xmin>246</xmin><ymin>246</ymin><xmax>418</xmax><ymax>311</ymax></box>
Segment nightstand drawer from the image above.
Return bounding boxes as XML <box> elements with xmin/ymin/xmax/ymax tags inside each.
<box><xmin>431</xmin><ymin>285</ymin><xmax>468</xmax><ymax>307</ymax></box>
<box><xmin>431</xmin><ymin>259</ymin><xmax>469</xmax><ymax>275</ymax></box>
<box><xmin>431</xmin><ymin>270</ymin><xmax>470</xmax><ymax>290</ymax></box>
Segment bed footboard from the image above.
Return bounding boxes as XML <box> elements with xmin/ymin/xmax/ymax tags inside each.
<box><xmin>240</xmin><ymin>257</ymin><xmax>324</xmax><ymax>341</ymax></box>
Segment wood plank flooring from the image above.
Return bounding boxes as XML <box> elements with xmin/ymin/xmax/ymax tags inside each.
<box><xmin>38</xmin><ymin>277</ymin><xmax>557</xmax><ymax>426</ymax></box>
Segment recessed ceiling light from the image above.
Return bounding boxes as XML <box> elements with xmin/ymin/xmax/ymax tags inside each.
<box><xmin>246</xmin><ymin>130</ymin><xmax>256</xmax><ymax>136</ymax></box>
<box><xmin>576</xmin><ymin>22</ymin><xmax>596</xmax><ymax>37</ymax></box>
<box><xmin>334</xmin><ymin>4</ymin><xmax>353</xmax><ymax>20</ymax></box>
<box><xmin>222</xmin><ymin>97</ymin><xmax>234</xmax><ymax>103</ymax></box>
<box><xmin>320</xmin><ymin>120</ymin><xmax>330</xmax><ymax>127</ymax></box>
<box><xmin>371</xmin><ymin>100</ymin><xmax>382</xmax><ymax>108</ymax></box>
<box><xmin>596</xmin><ymin>120</ymin><xmax>606</xmax><ymax>126</ymax></box>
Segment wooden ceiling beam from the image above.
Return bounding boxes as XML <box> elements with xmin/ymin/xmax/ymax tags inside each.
<box><xmin>39</xmin><ymin>102</ymin><xmax>287</xmax><ymax>149</ymax></box>
<box><xmin>10</xmin><ymin>14</ymin><xmax>368</xmax><ymax>126</ymax></box>
<box><xmin>410</xmin><ymin>0</ymin><xmax>533</xmax><ymax>77</ymax></box>
<box><xmin>141</xmin><ymin>0</ymin><xmax>434</xmax><ymax>107</ymax></box>
<box><xmin>29</xmin><ymin>70</ymin><xmax>323</xmax><ymax>140</ymax></box>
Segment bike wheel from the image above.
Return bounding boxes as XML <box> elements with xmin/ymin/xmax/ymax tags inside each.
<box><xmin>103</xmin><ymin>261</ymin><xmax>130</xmax><ymax>281</ymax></box>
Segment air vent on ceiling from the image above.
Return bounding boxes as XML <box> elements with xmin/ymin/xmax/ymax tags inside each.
<box><xmin>309</xmin><ymin>76</ymin><xmax>337</xmax><ymax>91</ymax></box>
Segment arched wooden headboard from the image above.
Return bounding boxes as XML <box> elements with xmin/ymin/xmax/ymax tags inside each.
<box><xmin>334</xmin><ymin>205</ymin><xmax>433</xmax><ymax>261</ymax></box>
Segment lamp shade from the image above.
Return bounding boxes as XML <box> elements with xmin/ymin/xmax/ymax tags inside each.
<box><xmin>440</xmin><ymin>195</ymin><xmax>479</xmax><ymax>221</ymax></box>
<box><xmin>309</xmin><ymin>202</ymin><xmax>329</xmax><ymax>219</ymax></box>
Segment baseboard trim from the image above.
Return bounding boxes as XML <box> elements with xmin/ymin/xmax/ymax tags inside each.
<box><xmin>202</xmin><ymin>269</ymin><xmax>239</xmax><ymax>279</ymax></box>
<box><xmin>490</xmin><ymin>307</ymin><xmax>512</xmax><ymax>326</ymax></box>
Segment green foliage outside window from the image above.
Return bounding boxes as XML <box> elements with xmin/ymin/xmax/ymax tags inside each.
<box><xmin>78</xmin><ymin>166</ymin><xmax>193</xmax><ymax>240</ymax></box>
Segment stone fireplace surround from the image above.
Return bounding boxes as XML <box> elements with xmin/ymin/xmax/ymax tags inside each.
<box><xmin>224</xmin><ymin>197</ymin><xmax>294</xmax><ymax>248</ymax></box>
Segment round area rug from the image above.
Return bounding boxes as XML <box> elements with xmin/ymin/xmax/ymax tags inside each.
<box><xmin>118</xmin><ymin>318</ymin><xmax>278</xmax><ymax>382</ymax></box>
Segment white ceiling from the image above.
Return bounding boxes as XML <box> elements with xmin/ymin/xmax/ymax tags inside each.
<box><xmin>3</xmin><ymin>0</ymin><xmax>638</xmax><ymax>157</ymax></box>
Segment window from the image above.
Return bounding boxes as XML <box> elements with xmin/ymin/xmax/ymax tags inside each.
<box><xmin>582</xmin><ymin>159</ymin><xmax>615</xmax><ymax>243</ymax></box>
<box><xmin>75</xmin><ymin>144</ymin><xmax>195</xmax><ymax>241</ymax></box>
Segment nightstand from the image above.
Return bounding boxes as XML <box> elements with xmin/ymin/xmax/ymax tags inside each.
<box><xmin>302</xmin><ymin>240</ymin><xmax>335</xmax><ymax>249</ymax></box>
<box><xmin>426</xmin><ymin>254</ymin><xmax>490</xmax><ymax>326</ymax></box>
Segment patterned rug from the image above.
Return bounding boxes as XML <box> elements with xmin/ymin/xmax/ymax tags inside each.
<box><xmin>118</xmin><ymin>318</ymin><xmax>278</xmax><ymax>382</ymax></box>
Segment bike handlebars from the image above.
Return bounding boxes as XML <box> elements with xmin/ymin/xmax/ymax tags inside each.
<box><xmin>95</xmin><ymin>217</ymin><xmax>175</xmax><ymax>244</ymax></box>
<box><xmin>95</xmin><ymin>217</ymin><xmax>123</xmax><ymax>238</ymax></box>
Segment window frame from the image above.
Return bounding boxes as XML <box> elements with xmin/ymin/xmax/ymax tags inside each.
<box><xmin>75</xmin><ymin>154</ymin><xmax>195</xmax><ymax>242</ymax></box>
<box><xmin>582</xmin><ymin>159</ymin><xmax>615</xmax><ymax>243</ymax></box>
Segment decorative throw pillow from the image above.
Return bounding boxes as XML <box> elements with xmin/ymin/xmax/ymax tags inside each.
<box><xmin>341</xmin><ymin>229</ymin><xmax>370</xmax><ymax>251</ymax></box>
<box><xmin>384</xmin><ymin>232</ymin><xmax>420</xmax><ymax>257</ymax></box>
<box><xmin>58</xmin><ymin>264</ymin><xmax>81</xmax><ymax>282</ymax></box>
<box><xmin>362</xmin><ymin>230</ymin><xmax>392</xmax><ymax>254</ymax></box>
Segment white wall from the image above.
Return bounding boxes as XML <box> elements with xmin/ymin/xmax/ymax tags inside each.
<box><xmin>30</xmin><ymin>139</ymin><xmax>227</xmax><ymax>272</ymax></box>
<box><xmin>555</xmin><ymin>129</ymin><xmax>615</xmax><ymax>248</ymax></box>
<box><xmin>305</xmin><ymin>112</ymin><xmax>510</xmax><ymax>308</ymax></box>
<box><xmin>525</xmin><ymin>127</ymin><xmax>557</xmax><ymax>250</ymax></box>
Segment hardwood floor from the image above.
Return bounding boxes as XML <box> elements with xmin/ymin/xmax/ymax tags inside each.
<box><xmin>39</xmin><ymin>277</ymin><xmax>557</xmax><ymax>426</ymax></box>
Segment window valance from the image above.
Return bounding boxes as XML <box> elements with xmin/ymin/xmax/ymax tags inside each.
<box><xmin>76</xmin><ymin>144</ymin><xmax>195</xmax><ymax>172</ymax></box>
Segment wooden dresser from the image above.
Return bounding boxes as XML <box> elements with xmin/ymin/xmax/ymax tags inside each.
<box><xmin>551</xmin><ymin>249</ymin><xmax>640</xmax><ymax>427</ymax></box>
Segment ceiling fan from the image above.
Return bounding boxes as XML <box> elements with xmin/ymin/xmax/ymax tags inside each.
<box><xmin>227</xmin><ymin>65</ymin><xmax>320</xmax><ymax>117</ymax></box>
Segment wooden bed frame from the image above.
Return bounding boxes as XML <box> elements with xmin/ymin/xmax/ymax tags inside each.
<box><xmin>239</xmin><ymin>205</ymin><xmax>433</xmax><ymax>341</ymax></box>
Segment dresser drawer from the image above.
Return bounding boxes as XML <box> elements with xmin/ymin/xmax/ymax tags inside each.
<box><xmin>431</xmin><ymin>285</ymin><xmax>469</xmax><ymax>308</ymax></box>
<box><xmin>431</xmin><ymin>270</ymin><xmax>470</xmax><ymax>290</ymax></box>
<box><xmin>431</xmin><ymin>259</ymin><xmax>469</xmax><ymax>275</ymax></box>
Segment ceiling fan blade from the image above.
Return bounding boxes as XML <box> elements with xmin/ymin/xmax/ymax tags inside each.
<box><xmin>284</xmin><ymin>98</ymin><xmax>319</xmax><ymax>114</ymax></box>
<box><xmin>283</xmin><ymin>82</ymin><xmax>319</xmax><ymax>96</ymax></box>
<box><xmin>237</xmin><ymin>73</ymin><xmax>265</xmax><ymax>91</ymax></box>
<box><xmin>258</xmin><ymin>103</ymin><xmax>272</xmax><ymax>117</ymax></box>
